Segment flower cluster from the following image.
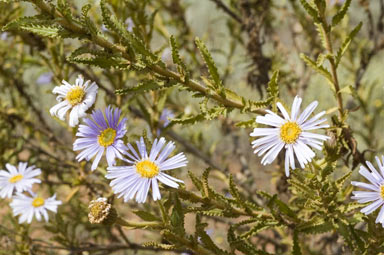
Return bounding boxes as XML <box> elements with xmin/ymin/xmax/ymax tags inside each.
<box><xmin>50</xmin><ymin>75</ymin><xmax>188</xmax><ymax>204</ymax></box>
<box><xmin>0</xmin><ymin>162</ymin><xmax>61</xmax><ymax>224</ymax></box>
<box><xmin>5</xmin><ymin>73</ymin><xmax>383</xmax><ymax>229</ymax></box>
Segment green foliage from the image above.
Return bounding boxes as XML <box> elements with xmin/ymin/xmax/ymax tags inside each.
<box><xmin>335</xmin><ymin>22</ymin><xmax>362</xmax><ymax>67</ymax></box>
<box><xmin>0</xmin><ymin>0</ymin><xmax>383</xmax><ymax>254</ymax></box>
<box><xmin>68</xmin><ymin>46</ymin><xmax>130</xmax><ymax>69</ymax></box>
<box><xmin>332</xmin><ymin>0</ymin><xmax>352</xmax><ymax>26</ymax></box>
<box><xmin>3</xmin><ymin>15</ymin><xmax>62</xmax><ymax>38</ymax></box>
<box><xmin>195</xmin><ymin>37</ymin><xmax>224</xmax><ymax>92</ymax></box>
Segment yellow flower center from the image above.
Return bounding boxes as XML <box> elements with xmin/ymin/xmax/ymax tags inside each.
<box><xmin>136</xmin><ymin>160</ymin><xmax>159</xmax><ymax>178</ymax></box>
<box><xmin>66</xmin><ymin>86</ymin><xmax>85</xmax><ymax>106</ymax></box>
<box><xmin>98</xmin><ymin>128</ymin><xmax>116</xmax><ymax>147</ymax></box>
<box><xmin>9</xmin><ymin>174</ymin><xmax>23</xmax><ymax>183</ymax></box>
<box><xmin>32</xmin><ymin>197</ymin><xmax>45</xmax><ymax>208</ymax></box>
<box><xmin>280</xmin><ymin>122</ymin><xmax>302</xmax><ymax>144</ymax></box>
<box><xmin>381</xmin><ymin>186</ymin><xmax>384</xmax><ymax>199</ymax></box>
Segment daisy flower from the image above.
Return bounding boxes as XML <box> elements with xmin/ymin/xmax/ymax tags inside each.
<box><xmin>250</xmin><ymin>96</ymin><xmax>329</xmax><ymax>177</ymax></box>
<box><xmin>0</xmin><ymin>162</ymin><xmax>41</xmax><ymax>198</ymax></box>
<box><xmin>106</xmin><ymin>137</ymin><xmax>187</xmax><ymax>203</ymax></box>
<box><xmin>50</xmin><ymin>74</ymin><xmax>98</xmax><ymax>127</ymax></box>
<box><xmin>10</xmin><ymin>192</ymin><xmax>62</xmax><ymax>224</ymax></box>
<box><xmin>351</xmin><ymin>156</ymin><xmax>384</xmax><ymax>226</ymax></box>
<box><xmin>73</xmin><ymin>106</ymin><xmax>128</xmax><ymax>171</ymax></box>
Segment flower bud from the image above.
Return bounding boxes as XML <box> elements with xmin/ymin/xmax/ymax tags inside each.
<box><xmin>88</xmin><ymin>197</ymin><xmax>117</xmax><ymax>225</ymax></box>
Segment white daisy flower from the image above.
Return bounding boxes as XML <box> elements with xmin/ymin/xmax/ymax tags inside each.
<box><xmin>351</xmin><ymin>156</ymin><xmax>384</xmax><ymax>227</ymax></box>
<box><xmin>0</xmin><ymin>162</ymin><xmax>41</xmax><ymax>198</ymax></box>
<box><xmin>50</xmin><ymin>74</ymin><xmax>98</xmax><ymax>127</ymax></box>
<box><xmin>106</xmin><ymin>137</ymin><xmax>188</xmax><ymax>203</ymax></box>
<box><xmin>10</xmin><ymin>192</ymin><xmax>62</xmax><ymax>224</ymax></box>
<box><xmin>250</xmin><ymin>96</ymin><xmax>329</xmax><ymax>177</ymax></box>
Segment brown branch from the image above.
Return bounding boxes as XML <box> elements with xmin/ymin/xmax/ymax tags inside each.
<box><xmin>209</xmin><ymin>0</ymin><xmax>242</xmax><ymax>23</ymax></box>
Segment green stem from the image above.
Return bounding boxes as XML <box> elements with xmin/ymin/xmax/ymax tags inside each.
<box><xmin>320</xmin><ymin>19</ymin><xmax>344</xmax><ymax>118</ymax></box>
<box><xmin>116</xmin><ymin>217</ymin><xmax>163</xmax><ymax>229</ymax></box>
<box><xmin>157</xmin><ymin>200</ymin><xmax>169</xmax><ymax>224</ymax></box>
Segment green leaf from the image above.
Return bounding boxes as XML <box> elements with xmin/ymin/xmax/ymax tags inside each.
<box><xmin>171</xmin><ymin>106</ymin><xmax>227</xmax><ymax>125</ymax></box>
<box><xmin>195</xmin><ymin>37</ymin><xmax>223</xmax><ymax>91</ymax></box>
<box><xmin>335</xmin><ymin>22</ymin><xmax>362</xmax><ymax>67</ymax></box>
<box><xmin>335</xmin><ymin>171</ymin><xmax>352</xmax><ymax>188</ymax></box>
<box><xmin>3</xmin><ymin>15</ymin><xmax>62</xmax><ymax>38</ymax></box>
<box><xmin>57</xmin><ymin>0</ymin><xmax>73</xmax><ymax>21</ymax></box>
<box><xmin>266</xmin><ymin>70</ymin><xmax>279</xmax><ymax>111</ymax></box>
<box><xmin>196</xmin><ymin>215</ymin><xmax>231</xmax><ymax>255</ymax></box>
<box><xmin>67</xmin><ymin>46</ymin><xmax>130</xmax><ymax>69</ymax></box>
<box><xmin>170</xmin><ymin>35</ymin><xmax>189</xmax><ymax>82</ymax></box>
<box><xmin>298</xmin><ymin>221</ymin><xmax>333</xmax><ymax>234</ymax></box>
<box><xmin>299</xmin><ymin>0</ymin><xmax>319</xmax><ymax>22</ymax></box>
<box><xmin>170</xmin><ymin>193</ymin><xmax>185</xmax><ymax>236</ymax></box>
<box><xmin>332</xmin><ymin>0</ymin><xmax>352</xmax><ymax>26</ymax></box>
<box><xmin>300</xmin><ymin>53</ymin><xmax>333</xmax><ymax>83</ymax></box>
<box><xmin>100</xmin><ymin>0</ymin><xmax>157</xmax><ymax>63</ymax></box>
<box><xmin>235</xmin><ymin>118</ymin><xmax>257</xmax><ymax>128</ymax></box>
<box><xmin>115</xmin><ymin>80</ymin><xmax>175</xmax><ymax>95</ymax></box>
<box><xmin>292</xmin><ymin>231</ymin><xmax>302</xmax><ymax>255</ymax></box>
<box><xmin>132</xmin><ymin>210</ymin><xmax>160</xmax><ymax>222</ymax></box>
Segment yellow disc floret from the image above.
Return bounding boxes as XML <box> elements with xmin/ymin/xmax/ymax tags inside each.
<box><xmin>381</xmin><ymin>185</ymin><xmax>384</xmax><ymax>199</ymax></box>
<box><xmin>66</xmin><ymin>86</ymin><xmax>85</xmax><ymax>106</ymax></box>
<box><xmin>32</xmin><ymin>197</ymin><xmax>45</xmax><ymax>208</ymax></box>
<box><xmin>136</xmin><ymin>160</ymin><xmax>159</xmax><ymax>178</ymax></box>
<box><xmin>280</xmin><ymin>122</ymin><xmax>302</xmax><ymax>144</ymax></box>
<box><xmin>98</xmin><ymin>128</ymin><xmax>116</xmax><ymax>147</ymax></box>
<box><xmin>9</xmin><ymin>174</ymin><xmax>23</xmax><ymax>183</ymax></box>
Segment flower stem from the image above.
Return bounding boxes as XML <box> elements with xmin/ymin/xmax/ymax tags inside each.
<box><xmin>116</xmin><ymin>217</ymin><xmax>163</xmax><ymax>229</ymax></box>
<box><xmin>320</xmin><ymin>18</ymin><xmax>344</xmax><ymax>119</ymax></box>
<box><xmin>157</xmin><ymin>200</ymin><xmax>169</xmax><ymax>224</ymax></box>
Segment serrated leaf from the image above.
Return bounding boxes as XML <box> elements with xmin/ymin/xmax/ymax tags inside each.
<box><xmin>300</xmin><ymin>53</ymin><xmax>333</xmax><ymax>83</ymax></box>
<box><xmin>143</xmin><ymin>242</ymin><xmax>176</xmax><ymax>250</ymax></box>
<box><xmin>115</xmin><ymin>80</ymin><xmax>174</xmax><ymax>95</ymax></box>
<box><xmin>235</xmin><ymin>118</ymin><xmax>257</xmax><ymax>128</ymax></box>
<box><xmin>171</xmin><ymin>106</ymin><xmax>227</xmax><ymax>125</ymax></box>
<box><xmin>170</xmin><ymin>35</ymin><xmax>189</xmax><ymax>82</ymax></box>
<box><xmin>336</xmin><ymin>171</ymin><xmax>352</xmax><ymax>188</ymax></box>
<box><xmin>195</xmin><ymin>37</ymin><xmax>223</xmax><ymax>91</ymax></box>
<box><xmin>3</xmin><ymin>15</ymin><xmax>61</xmax><ymax>38</ymax></box>
<box><xmin>332</xmin><ymin>0</ymin><xmax>352</xmax><ymax>26</ymax></box>
<box><xmin>67</xmin><ymin>46</ymin><xmax>130</xmax><ymax>69</ymax></box>
<box><xmin>196</xmin><ymin>215</ymin><xmax>231</xmax><ymax>255</ymax></box>
<box><xmin>100</xmin><ymin>0</ymin><xmax>157</xmax><ymax>63</ymax></box>
<box><xmin>299</xmin><ymin>0</ymin><xmax>319</xmax><ymax>22</ymax></box>
<box><xmin>298</xmin><ymin>221</ymin><xmax>333</xmax><ymax>234</ymax></box>
<box><xmin>170</xmin><ymin>193</ymin><xmax>185</xmax><ymax>236</ymax></box>
<box><xmin>292</xmin><ymin>231</ymin><xmax>302</xmax><ymax>255</ymax></box>
<box><xmin>335</xmin><ymin>22</ymin><xmax>362</xmax><ymax>67</ymax></box>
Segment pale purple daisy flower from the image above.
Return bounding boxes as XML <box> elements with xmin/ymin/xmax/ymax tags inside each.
<box><xmin>351</xmin><ymin>156</ymin><xmax>384</xmax><ymax>227</ymax></box>
<box><xmin>106</xmin><ymin>137</ymin><xmax>187</xmax><ymax>203</ymax></box>
<box><xmin>73</xmin><ymin>106</ymin><xmax>128</xmax><ymax>171</ymax></box>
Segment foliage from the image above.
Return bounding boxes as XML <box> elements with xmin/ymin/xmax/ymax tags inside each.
<box><xmin>0</xmin><ymin>0</ymin><xmax>383</xmax><ymax>254</ymax></box>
